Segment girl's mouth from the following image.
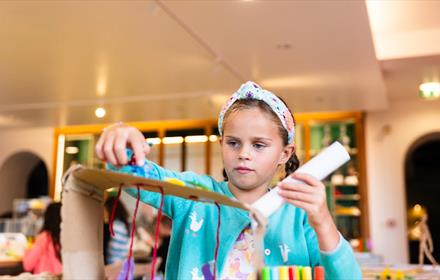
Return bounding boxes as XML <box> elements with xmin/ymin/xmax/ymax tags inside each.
<box><xmin>235</xmin><ymin>167</ymin><xmax>254</xmax><ymax>174</ymax></box>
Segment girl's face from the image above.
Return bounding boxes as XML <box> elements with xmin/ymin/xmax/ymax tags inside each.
<box><xmin>220</xmin><ymin>107</ymin><xmax>293</xmax><ymax>197</ymax></box>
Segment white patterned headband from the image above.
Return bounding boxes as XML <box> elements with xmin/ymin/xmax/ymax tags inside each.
<box><xmin>218</xmin><ymin>81</ymin><xmax>295</xmax><ymax>144</ymax></box>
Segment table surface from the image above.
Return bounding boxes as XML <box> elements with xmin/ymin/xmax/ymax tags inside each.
<box><xmin>0</xmin><ymin>259</ymin><xmax>21</xmax><ymax>268</ymax></box>
<box><xmin>362</xmin><ymin>264</ymin><xmax>440</xmax><ymax>280</ymax></box>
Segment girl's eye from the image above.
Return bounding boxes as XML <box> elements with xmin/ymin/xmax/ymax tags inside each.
<box><xmin>253</xmin><ymin>143</ymin><xmax>266</xmax><ymax>150</ymax></box>
<box><xmin>227</xmin><ymin>141</ymin><xmax>239</xmax><ymax>148</ymax></box>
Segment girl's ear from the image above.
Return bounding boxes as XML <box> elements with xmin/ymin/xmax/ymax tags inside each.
<box><xmin>279</xmin><ymin>143</ymin><xmax>295</xmax><ymax>164</ymax></box>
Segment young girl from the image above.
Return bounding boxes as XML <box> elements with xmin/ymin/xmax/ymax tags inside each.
<box><xmin>95</xmin><ymin>81</ymin><xmax>361</xmax><ymax>279</ymax></box>
<box><xmin>23</xmin><ymin>202</ymin><xmax>62</xmax><ymax>274</ymax></box>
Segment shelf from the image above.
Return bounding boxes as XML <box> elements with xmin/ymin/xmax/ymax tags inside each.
<box><xmin>335</xmin><ymin>207</ymin><xmax>361</xmax><ymax>216</ymax></box>
<box><xmin>333</xmin><ymin>184</ymin><xmax>358</xmax><ymax>188</ymax></box>
<box><xmin>335</xmin><ymin>194</ymin><xmax>360</xmax><ymax>201</ymax></box>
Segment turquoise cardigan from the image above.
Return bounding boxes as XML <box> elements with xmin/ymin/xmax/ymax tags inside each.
<box><xmin>115</xmin><ymin>160</ymin><xmax>361</xmax><ymax>280</ymax></box>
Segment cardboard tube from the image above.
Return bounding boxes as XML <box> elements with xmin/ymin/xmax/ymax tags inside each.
<box><xmin>252</xmin><ymin>142</ymin><xmax>350</xmax><ymax>218</ymax></box>
<box><xmin>61</xmin><ymin>168</ymin><xmax>105</xmax><ymax>279</ymax></box>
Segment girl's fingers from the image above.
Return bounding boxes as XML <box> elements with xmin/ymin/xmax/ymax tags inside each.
<box><xmin>278</xmin><ymin>182</ymin><xmax>314</xmax><ymax>194</ymax></box>
<box><xmin>95</xmin><ymin>123</ymin><xmax>148</xmax><ymax>166</ymax></box>
<box><xmin>114</xmin><ymin>132</ymin><xmax>129</xmax><ymax>165</ymax></box>
<box><xmin>128</xmin><ymin>132</ymin><xmax>147</xmax><ymax>166</ymax></box>
<box><xmin>143</xmin><ymin>141</ymin><xmax>151</xmax><ymax>155</ymax></box>
<box><xmin>282</xmin><ymin>198</ymin><xmax>312</xmax><ymax>213</ymax></box>
<box><xmin>291</xmin><ymin>172</ymin><xmax>321</xmax><ymax>188</ymax></box>
<box><xmin>95</xmin><ymin>131</ymin><xmax>106</xmax><ymax>160</ymax></box>
<box><xmin>278</xmin><ymin>189</ymin><xmax>316</xmax><ymax>204</ymax></box>
<box><xmin>103</xmin><ymin>132</ymin><xmax>118</xmax><ymax>165</ymax></box>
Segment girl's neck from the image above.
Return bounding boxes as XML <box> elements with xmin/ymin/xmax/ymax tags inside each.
<box><xmin>228</xmin><ymin>182</ymin><xmax>269</xmax><ymax>205</ymax></box>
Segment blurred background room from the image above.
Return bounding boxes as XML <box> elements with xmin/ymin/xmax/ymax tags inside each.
<box><xmin>0</xmin><ymin>1</ymin><xmax>439</xmax><ymax>279</ymax></box>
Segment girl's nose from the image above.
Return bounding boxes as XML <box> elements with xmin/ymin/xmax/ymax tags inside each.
<box><xmin>238</xmin><ymin>145</ymin><xmax>251</xmax><ymax>160</ymax></box>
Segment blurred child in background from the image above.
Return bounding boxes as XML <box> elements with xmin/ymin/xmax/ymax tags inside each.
<box><xmin>104</xmin><ymin>196</ymin><xmax>131</xmax><ymax>264</ymax></box>
<box><xmin>23</xmin><ymin>202</ymin><xmax>62</xmax><ymax>274</ymax></box>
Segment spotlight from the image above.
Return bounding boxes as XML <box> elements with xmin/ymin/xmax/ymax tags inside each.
<box><xmin>95</xmin><ymin>107</ymin><xmax>106</xmax><ymax>118</ymax></box>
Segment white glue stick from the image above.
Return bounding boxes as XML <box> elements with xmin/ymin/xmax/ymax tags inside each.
<box><xmin>251</xmin><ymin>141</ymin><xmax>350</xmax><ymax>218</ymax></box>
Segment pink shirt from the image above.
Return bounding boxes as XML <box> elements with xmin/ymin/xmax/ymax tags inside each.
<box><xmin>23</xmin><ymin>231</ymin><xmax>62</xmax><ymax>274</ymax></box>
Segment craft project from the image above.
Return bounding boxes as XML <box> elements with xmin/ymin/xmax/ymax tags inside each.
<box><xmin>73</xmin><ymin>168</ymin><xmax>250</xmax><ymax>212</ymax></box>
<box><xmin>61</xmin><ymin>143</ymin><xmax>349</xmax><ymax>280</ymax></box>
<box><xmin>62</xmin><ymin>161</ymin><xmax>259</xmax><ymax>280</ymax></box>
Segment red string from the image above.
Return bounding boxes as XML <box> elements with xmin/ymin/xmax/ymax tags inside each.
<box><xmin>126</xmin><ymin>185</ymin><xmax>141</xmax><ymax>280</ymax></box>
<box><xmin>109</xmin><ymin>185</ymin><xmax>123</xmax><ymax>237</ymax></box>
<box><xmin>213</xmin><ymin>202</ymin><xmax>221</xmax><ymax>280</ymax></box>
<box><xmin>151</xmin><ymin>187</ymin><xmax>165</xmax><ymax>280</ymax></box>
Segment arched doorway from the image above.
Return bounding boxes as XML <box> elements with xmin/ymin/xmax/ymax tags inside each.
<box><xmin>0</xmin><ymin>151</ymin><xmax>49</xmax><ymax>217</ymax></box>
<box><xmin>405</xmin><ymin>133</ymin><xmax>440</xmax><ymax>264</ymax></box>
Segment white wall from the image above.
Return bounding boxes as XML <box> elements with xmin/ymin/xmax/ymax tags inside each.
<box><xmin>0</xmin><ymin>127</ymin><xmax>54</xmax><ymax>214</ymax></box>
<box><xmin>0</xmin><ymin>127</ymin><xmax>54</xmax><ymax>170</ymax></box>
<box><xmin>365</xmin><ymin>98</ymin><xmax>440</xmax><ymax>264</ymax></box>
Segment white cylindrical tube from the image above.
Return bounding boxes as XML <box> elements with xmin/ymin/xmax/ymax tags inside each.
<box><xmin>251</xmin><ymin>141</ymin><xmax>350</xmax><ymax>218</ymax></box>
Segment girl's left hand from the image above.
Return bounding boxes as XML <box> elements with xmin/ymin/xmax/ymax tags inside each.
<box><xmin>277</xmin><ymin>172</ymin><xmax>333</xmax><ymax>231</ymax></box>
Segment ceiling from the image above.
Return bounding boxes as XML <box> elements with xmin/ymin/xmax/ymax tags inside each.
<box><xmin>0</xmin><ymin>0</ymin><xmax>439</xmax><ymax>128</ymax></box>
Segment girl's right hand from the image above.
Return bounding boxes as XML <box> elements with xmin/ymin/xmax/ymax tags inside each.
<box><xmin>95</xmin><ymin>122</ymin><xmax>150</xmax><ymax>166</ymax></box>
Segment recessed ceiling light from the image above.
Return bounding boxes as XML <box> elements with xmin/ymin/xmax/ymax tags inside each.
<box><xmin>419</xmin><ymin>82</ymin><xmax>440</xmax><ymax>100</ymax></box>
<box><xmin>95</xmin><ymin>107</ymin><xmax>106</xmax><ymax>118</ymax></box>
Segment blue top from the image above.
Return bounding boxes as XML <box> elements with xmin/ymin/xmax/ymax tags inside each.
<box><xmin>109</xmin><ymin>157</ymin><xmax>362</xmax><ymax>280</ymax></box>
<box><xmin>107</xmin><ymin>220</ymin><xmax>129</xmax><ymax>264</ymax></box>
